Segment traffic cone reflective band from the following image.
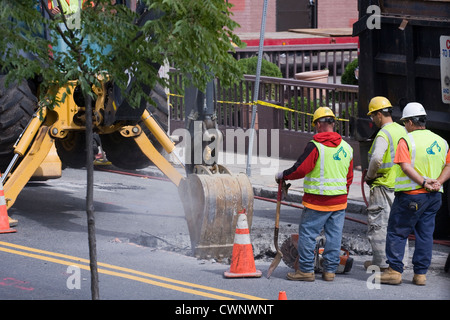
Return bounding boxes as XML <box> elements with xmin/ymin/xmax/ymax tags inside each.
<box><xmin>278</xmin><ymin>291</ymin><xmax>287</xmax><ymax>300</ymax></box>
<box><xmin>0</xmin><ymin>179</ymin><xmax>16</xmax><ymax>234</ymax></box>
<box><xmin>224</xmin><ymin>210</ymin><xmax>262</xmax><ymax>278</ymax></box>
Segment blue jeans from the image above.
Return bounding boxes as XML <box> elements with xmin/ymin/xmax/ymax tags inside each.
<box><xmin>386</xmin><ymin>192</ymin><xmax>442</xmax><ymax>274</ymax></box>
<box><xmin>297</xmin><ymin>207</ymin><xmax>346</xmax><ymax>273</ymax></box>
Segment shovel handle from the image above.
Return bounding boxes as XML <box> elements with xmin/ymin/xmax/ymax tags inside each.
<box><xmin>275</xmin><ymin>180</ymin><xmax>282</xmax><ymax>228</ymax></box>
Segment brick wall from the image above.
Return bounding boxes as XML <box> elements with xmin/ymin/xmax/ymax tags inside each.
<box><xmin>229</xmin><ymin>0</ymin><xmax>358</xmax><ymax>33</ymax></box>
<box><xmin>317</xmin><ymin>0</ymin><xmax>358</xmax><ymax>28</ymax></box>
<box><xmin>228</xmin><ymin>0</ymin><xmax>276</xmax><ymax>33</ymax></box>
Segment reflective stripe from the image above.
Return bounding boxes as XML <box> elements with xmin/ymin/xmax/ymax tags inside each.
<box><xmin>304</xmin><ymin>140</ymin><xmax>352</xmax><ymax>195</ymax></box>
<box><xmin>0</xmin><ymin>181</ymin><xmax>5</xmax><ymax>206</ymax></box>
<box><xmin>305</xmin><ymin>177</ymin><xmax>347</xmax><ymax>183</ymax></box>
<box><xmin>395</xmin><ymin>133</ymin><xmax>417</xmax><ymax>190</ymax></box>
<box><xmin>303</xmin><ymin>184</ymin><xmax>348</xmax><ymax>191</ymax></box>
<box><xmin>378</xmin><ymin>128</ymin><xmax>395</xmax><ymax>169</ymax></box>
<box><xmin>409</xmin><ymin>133</ymin><xmax>416</xmax><ymax>168</ymax></box>
<box><xmin>233</xmin><ymin>233</ymin><xmax>251</xmax><ymax>245</ymax></box>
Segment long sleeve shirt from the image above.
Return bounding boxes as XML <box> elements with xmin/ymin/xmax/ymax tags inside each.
<box><xmin>282</xmin><ymin>131</ymin><xmax>354</xmax><ymax>211</ymax></box>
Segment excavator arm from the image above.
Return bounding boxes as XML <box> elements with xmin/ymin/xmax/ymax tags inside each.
<box><xmin>131</xmin><ymin>93</ymin><xmax>254</xmax><ymax>259</ymax></box>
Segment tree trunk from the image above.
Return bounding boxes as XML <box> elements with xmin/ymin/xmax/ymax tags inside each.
<box><xmin>85</xmin><ymin>93</ymin><xmax>100</xmax><ymax>300</ymax></box>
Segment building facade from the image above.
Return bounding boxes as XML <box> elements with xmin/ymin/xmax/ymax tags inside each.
<box><xmin>229</xmin><ymin>0</ymin><xmax>358</xmax><ymax>33</ymax></box>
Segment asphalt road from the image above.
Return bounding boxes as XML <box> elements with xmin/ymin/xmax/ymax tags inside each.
<box><xmin>1</xmin><ymin>167</ymin><xmax>449</xmax><ymax>305</ymax></box>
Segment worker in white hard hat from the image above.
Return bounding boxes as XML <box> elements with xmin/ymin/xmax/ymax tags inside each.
<box><xmin>379</xmin><ymin>102</ymin><xmax>450</xmax><ymax>286</ymax></box>
<box><xmin>275</xmin><ymin>107</ymin><xmax>354</xmax><ymax>282</ymax></box>
<box><xmin>364</xmin><ymin>96</ymin><xmax>409</xmax><ymax>272</ymax></box>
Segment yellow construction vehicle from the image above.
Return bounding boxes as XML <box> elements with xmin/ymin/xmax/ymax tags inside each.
<box><xmin>0</xmin><ymin>74</ymin><xmax>253</xmax><ymax>260</ymax></box>
<box><xmin>0</xmin><ymin>1</ymin><xmax>253</xmax><ymax>260</ymax></box>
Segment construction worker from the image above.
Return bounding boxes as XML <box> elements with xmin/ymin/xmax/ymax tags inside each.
<box><xmin>276</xmin><ymin>107</ymin><xmax>354</xmax><ymax>282</ymax></box>
<box><xmin>364</xmin><ymin>96</ymin><xmax>409</xmax><ymax>271</ymax></box>
<box><xmin>48</xmin><ymin>0</ymin><xmax>80</xmax><ymax>17</ymax></box>
<box><xmin>379</xmin><ymin>102</ymin><xmax>450</xmax><ymax>285</ymax></box>
<box><xmin>47</xmin><ymin>0</ymin><xmax>82</xmax><ymax>54</ymax></box>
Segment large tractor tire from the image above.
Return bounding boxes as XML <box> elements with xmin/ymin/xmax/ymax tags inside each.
<box><xmin>55</xmin><ymin>131</ymin><xmax>100</xmax><ymax>169</ymax></box>
<box><xmin>100</xmin><ymin>83</ymin><xmax>169</xmax><ymax>170</ymax></box>
<box><xmin>0</xmin><ymin>75</ymin><xmax>36</xmax><ymax>172</ymax></box>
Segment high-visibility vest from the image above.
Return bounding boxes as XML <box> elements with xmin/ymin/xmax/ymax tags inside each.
<box><xmin>49</xmin><ymin>0</ymin><xmax>80</xmax><ymax>15</ymax></box>
<box><xmin>368</xmin><ymin>122</ymin><xmax>407</xmax><ymax>189</ymax></box>
<box><xmin>304</xmin><ymin>139</ymin><xmax>353</xmax><ymax>195</ymax></box>
<box><xmin>394</xmin><ymin>130</ymin><xmax>448</xmax><ymax>193</ymax></box>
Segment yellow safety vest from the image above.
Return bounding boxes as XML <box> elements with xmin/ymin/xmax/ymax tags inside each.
<box><xmin>304</xmin><ymin>140</ymin><xmax>353</xmax><ymax>195</ymax></box>
<box><xmin>394</xmin><ymin>130</ymin><xmax>448</xmax><ymax>192</ymax></box>
<box><xmin>50</xmin><ymin>0</ymin><xmax>80</xmax><ymax>15</ymax></box>
<box><xmin>368</xmin><ymin>122</ymin><xmax>407</xmax><ymax>189</ymax></box>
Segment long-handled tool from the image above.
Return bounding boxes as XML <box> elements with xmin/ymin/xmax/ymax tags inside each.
<box><xmin>267</xmin><ymin>179</ymin><xmax>286</xmax><ymax>278</ymax></box>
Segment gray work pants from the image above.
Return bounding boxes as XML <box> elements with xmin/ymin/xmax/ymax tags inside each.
<box><xmin>367</xmin><ymin>186</ymin><xmax>409</xmax><ymax>268</ymax></box>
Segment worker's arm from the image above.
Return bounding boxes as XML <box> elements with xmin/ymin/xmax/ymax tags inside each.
<box><xmin>398</xmin><ymin>162</ymin><xmax>433</xmax><ymax>187</ymax></box>
<box><xmin>365</xmin><ymin>136</ymin><xmax>388</xmax><ymax>181</ymax></box>
<box><xmin>347</xmin><ymin>158</ymin><xmax>354</xmax><ymax>193</ymax></box>
<box><xmin>437</xmin><ymin>163</ymin><xmax>450</xmax><ymax>185</ymax></box>
<box><xmin>282</xmin><ymin>142</ymin><xmax>318</xmax><ymax>181</ymax></box>
<box><xmin>436</xmin><ymin>150</ymin><xmax>450</xmax><ymax>187</ymax></box>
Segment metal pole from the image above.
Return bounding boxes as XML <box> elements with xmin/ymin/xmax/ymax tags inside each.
<box><xmin>246</xmin><ymin>0</ymin><xmax>268</xmax><ymax>176</ymax></box>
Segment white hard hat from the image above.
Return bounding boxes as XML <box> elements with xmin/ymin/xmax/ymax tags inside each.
<box><xmin>400</xmin><ymin>102</ymin><xmax>427</xmax><ymax>120</ymax></box>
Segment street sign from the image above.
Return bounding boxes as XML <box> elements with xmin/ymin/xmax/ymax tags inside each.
<box><xmin>440</xmin><ymin>35</ymin><xmax>450</xmax><ymax>104</ymax></box>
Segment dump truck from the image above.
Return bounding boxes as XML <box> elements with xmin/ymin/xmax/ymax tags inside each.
<box><xmin>352</xmin><ymin>0</ymin><xmax>450</xmax><ymax>238</ymax></box>
<box><xmin>0</xmin><ymin>2</ymin><xmax>253</xmax><ymax>260</ymax></box>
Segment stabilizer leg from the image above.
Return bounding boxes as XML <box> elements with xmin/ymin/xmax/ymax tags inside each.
<box><xmin>4</xmin><ymin>126</ymin><xmax>56</xmax><ymax>209</ymax></box>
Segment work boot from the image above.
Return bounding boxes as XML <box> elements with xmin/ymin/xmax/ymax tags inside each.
<box><xmin>287</xmin><ymin>270</ymin><xmax>315</xmax><ymax>282</ymax></box>
<box><xmin>322</xmin><ymin>272</ymin><xmax>335</xmax><ymax>281</ymax></box>
<box><xmin>412</xmin><ymin>274</ymin><xmax>426</xmax><ymax>286</ymax></box>
<box><xmin>378</xmin><ymin>267</ymin><xmax>402</xmax><ymax>285</ymax></box>
<box><xmin>8</xmin><ymin>216</ymin><xmax>18</xmax><ymax>227</ymax></box>
<box><xmin>364</xmin><ymin>260</ymin><xmax>388</xmax><ymax>272</ymax></box>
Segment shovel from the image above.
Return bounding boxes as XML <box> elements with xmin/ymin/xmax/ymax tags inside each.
<box><xmin>267</xmin><ymin>179</ymin><xmax>286</xmax><ymax>278</ymax></box>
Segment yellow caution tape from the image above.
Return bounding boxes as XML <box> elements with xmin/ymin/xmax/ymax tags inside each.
<box><xmin>167</xmin><ymin>93</ymin><xmax>349</xmax><ymax>122</ymax></box>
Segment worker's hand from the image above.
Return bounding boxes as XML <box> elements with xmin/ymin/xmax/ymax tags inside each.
<box><xmin>364</xmin><ymin>173</ymin><xmax>383</xmax><ymax>186</ymax></box>
<box><xmin>364</xmin><ymin>175</ymin><xmax>376</xmax><ymax>186</ymax></box>
<box><xmin>425</xmin><ymin>179</ymin><xmax>441</xmax><ymax>192</ymax></box>
<box><xmin>275</xmin><ymin>172</ymin><xmax>283</xmax><ymax>184</ymax></box>
<box><xmin>281</xmin><ymin>180</ymin><xmax>291</xmax><ymax>200</ymax></box>
<box><xmin>50</xmin><ymin>7</ymin><xmax>61</xmax><ymax>16</ymax></box>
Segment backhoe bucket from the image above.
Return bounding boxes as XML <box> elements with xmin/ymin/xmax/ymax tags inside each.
<box><xmin>178</xmin><ymin>165</ymin><xmax>253</xmax><ymax>260</ymax></box>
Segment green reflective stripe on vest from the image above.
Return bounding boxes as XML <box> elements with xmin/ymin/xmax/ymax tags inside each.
<box><xmin>394</xmin><ymin>130</ymin><xmax>448</xmax><ymax>192</ymax></box>
<box><xmin>368</xmin><ymin>122</ymin><xmax>406</xmax><ymax>189</ymax></box>
<box><xmin>304</xmin><ymin>140</ymin><xmax>353</xmax><ymax>195</ymax></box>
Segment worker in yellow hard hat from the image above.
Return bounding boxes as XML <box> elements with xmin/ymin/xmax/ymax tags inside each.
<box><xmin>312</xmin><ymin>106</ymin><xmax>336</xmax><ymax>126</ymax></box>
<box><xmin>364</xmin><ymin>96</ymin><xmax>409</xmax><ymax>272</ymax></box>
<box><xmin>276</xmin><ymin>106</ymin><xmax>354</xmax><ymax>282</ymax></box>
<box><xmin>366</xmin><ymin>96</ymin><xmax>392</xmax><ymax>116</ymax></box>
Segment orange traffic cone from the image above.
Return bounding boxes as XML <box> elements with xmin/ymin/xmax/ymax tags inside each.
<box><xmin>278</xmin><ymin>291</ymin><xmax>287</xmax><ymax>300</ymax></box>
<box><xmin>224</xmin><ymin>210</ymin><xmax>262</xmax><ymax>278</ymax></box>
<box><xmin>0</xmin><ymin>178</ymin><xmax>16</xmax><ymax>234</ymax></box>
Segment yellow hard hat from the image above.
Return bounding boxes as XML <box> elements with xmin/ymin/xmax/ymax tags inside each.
<box><xmin>312</xmin><ymin>107</ymin><xmax>336</xmax><ymax>126</ymax></box>
<box><xmin>367</xmin><ymin>96</ymin><xmax>392</xmax><ymax>115</ymax></box>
